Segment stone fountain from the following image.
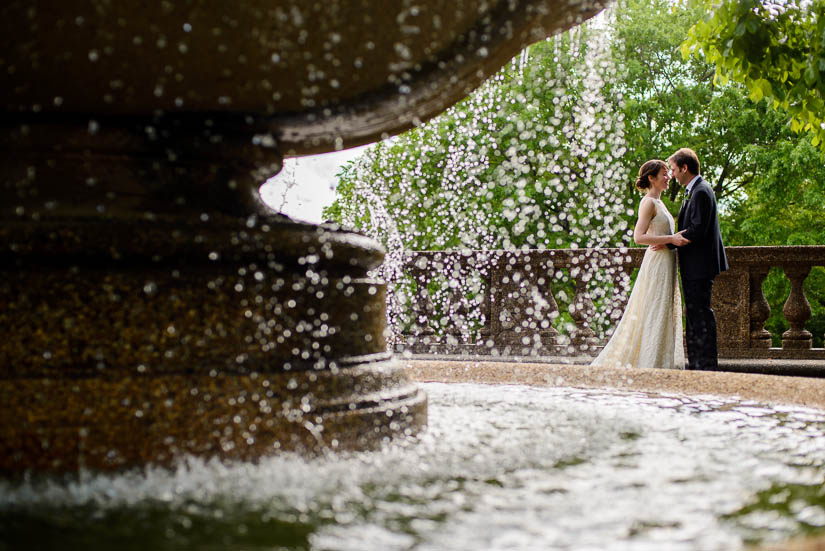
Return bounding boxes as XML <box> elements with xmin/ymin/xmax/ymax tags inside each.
<box><xmin>0</xmin><ymin>0</ymin><xmax>605</xmax><ymax>472</ymax></box>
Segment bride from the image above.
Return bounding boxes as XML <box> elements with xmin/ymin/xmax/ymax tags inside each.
<box><xmin>591</xmin><ymin>159</ymin><xmax>689</xmax><ymax>370</ymax></box>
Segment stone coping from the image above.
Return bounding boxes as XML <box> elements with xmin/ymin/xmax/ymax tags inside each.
<box><xmin>403</xmin><ymin>354</ymin><xmax>825</xmax><ymax>376</ymax></box>
<box><xmin>403</xmin><ymin>359</ymin><xmax>825</xmax><ymax>409</ymax></box>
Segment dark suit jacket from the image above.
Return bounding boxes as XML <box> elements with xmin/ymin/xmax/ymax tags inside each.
<box><xmin>674</xmin><ymin>177</ymin><xmax>729</xmax><ymax>281</ymax></box>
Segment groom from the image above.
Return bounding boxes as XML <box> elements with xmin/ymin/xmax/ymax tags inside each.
<box><xmin>667</xmin><ymin>148</ymin><xmax>728</xmax><ymax>370</ymax></box>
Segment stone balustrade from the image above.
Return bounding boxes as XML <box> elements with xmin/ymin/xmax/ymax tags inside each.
<box><xmin>397</xmin><ymin>246</ymin><xmax>825</xmax><ymax>360</ymax></box>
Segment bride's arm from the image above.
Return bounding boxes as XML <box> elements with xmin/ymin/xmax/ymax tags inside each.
<box><xmin>633</xmin><ymin>199</ymin><xmax>682</xmax><ymax>247</ymax></box>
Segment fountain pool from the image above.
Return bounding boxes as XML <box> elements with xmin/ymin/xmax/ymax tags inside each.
<box><xmin>3</xmin><ymin>382</ymin><xmax>825</xmax><ymax>550</ymax></box>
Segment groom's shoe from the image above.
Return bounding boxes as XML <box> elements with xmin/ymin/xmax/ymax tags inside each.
<box><xmin>688</xmin><ymin>361</ymin><xmax>718</xmax><ymax>371</ymax></box>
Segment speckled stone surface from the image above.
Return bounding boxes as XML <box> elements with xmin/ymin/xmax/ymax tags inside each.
<box><xmin>0</xmin><ymin>216</ymin><xmax>427</xmax><ymax>473</ymax></box>
<box><xmin>758</xmin><ymin>538</ymin><xmax>825</xmax><ymax>551</ymax></box>
<box><xmin>0</xmin><ymin>360</ymin><xmax>425</xmax><ymax>472</ymax></box>
<box><xmin>1</xmin><ymin>255</ymin><xmax>389</xmax><ymax>378</ymax></box>
<box><xmin>0</xmin><ymin>0</ymin><xmax>607</xmax><ymax>154</ymax></box>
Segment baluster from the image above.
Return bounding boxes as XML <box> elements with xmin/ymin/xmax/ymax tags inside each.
<box><xmin>489</xmin><ymin>254</ymin><xmax>517</xmax><ymax>349</ymax></box>
<box><xmin>411</xmin><ymin>268</ymin><xmax>436</xmax><ymax>338</ymax></box>
<box><xmin>569</xmin><ymin>261</ymin><xmax>599</xmax><ymax>352</ymax></box>
<box><xmin>781</xmin><ymin>264</ymin><xmax>812</xmax><ymax>349</ymax></box>
<box><xmin>749</xmin><ymin>266</ymin><xmax>772</xmax><ymax>348</ymax></box>
<box><xmin>479</xmin><ymin>267</ymin><xmax>493</xmax><ymax>339</ymax></box>
<box><xmin>519</xmin><ymin>260</ymin><xmax>541</xmax><ymax>350</ymax></box>
<box><xmin>535</xmin><ymin>265</ymin><xmax>560</xmax><ymax>342</ymax></box>
<box><xmin>491</xmin><ymin>253</ymin><xmax>546</xmax><ymax>351</ymax></box>
<box><xmin>595</xmin><ymin>249</ymin><xmax>636</xmax><ymax>341</ymax></box>
<box><xmin>446</xmin><ymin>261</ymin><xmax>469</xmax><ymax>340</ymax></box>
<box><xmin>608</xmin><ymin>263</ymin><xmax>635</xmax><ymax>333</ymax></box>
<box><xmin>496</xmin><ymin>280</ymin><xmax>516</xmax><ymax>335</ymax></box>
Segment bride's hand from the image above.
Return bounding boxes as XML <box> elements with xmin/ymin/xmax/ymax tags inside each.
<box><xmin>671</xmin><ymin>231</ymin><xmax>690</xmax><ymax>247</ymax></box>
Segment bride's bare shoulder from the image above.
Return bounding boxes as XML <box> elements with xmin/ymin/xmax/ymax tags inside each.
<box><xmin>637</xmin><ymin>196</ymin><xmax>657</xmax><ymax>213</ymax></box>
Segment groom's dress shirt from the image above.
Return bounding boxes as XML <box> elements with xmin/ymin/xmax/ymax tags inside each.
<box><xmin>685</xmin><ymin>175</ymin><xmax>700</xmax><ymax>197</ymax></box>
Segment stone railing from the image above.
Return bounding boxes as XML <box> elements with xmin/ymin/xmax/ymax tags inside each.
<box><xmin>396</xmin><ymin>246</ymin><xmax>825</xmax><ymax>360</ymax></box>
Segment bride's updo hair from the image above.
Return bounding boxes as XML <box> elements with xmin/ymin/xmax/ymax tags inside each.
<box><xmin>635</xmin><ymin>159</ymin><xmax>668</xmax><ymax>191</ymax></box>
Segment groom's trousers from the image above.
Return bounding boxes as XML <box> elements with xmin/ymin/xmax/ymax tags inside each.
<box><xmin>682</xmin><ymin>278</ymin><xmax>718</xmax><ymax>370</ymax></box>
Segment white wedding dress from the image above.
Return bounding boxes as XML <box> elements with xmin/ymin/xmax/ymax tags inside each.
<box><xmin>591</xmin><ymin>198</ymin><xmax>685</xmax><ymax>370</ymax></box>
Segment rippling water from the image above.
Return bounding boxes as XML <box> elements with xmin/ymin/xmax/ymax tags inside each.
<box><xmin>3</xmin><ymin>382</ymin><xmax>825</xmax><ymax>550</ymax></box>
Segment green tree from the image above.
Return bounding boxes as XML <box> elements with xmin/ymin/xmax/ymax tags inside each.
<box><xmin>682</xmin><ymin>0</ymin><xmax>825</xmax><ymax>153</ymax></box>
<box><xmin>685</xmin><ymin>0</ymin><xmax>825</xmax><ymax>348</ymax></box>
<box><xmin>325</xmin><ymin>24</ymin><xmax>632</xmax><ymax>253</ymax></box>
<box><xmin>582</xmin><ymin>0</ymin><xmax>825</xmax><ymax>346</ymax></box>
<box><xmin>327</xmin><ymin>0</ymin><xmax>804</xmax><ymax>248</ymax></box>
<box><xmin>614</xmin><ymin>0</ymin><xmax>796</xmax><ymax>209</ymax></box>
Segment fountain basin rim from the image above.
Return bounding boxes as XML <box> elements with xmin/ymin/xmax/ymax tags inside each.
<box><xmin>0</xmin><ymin>0</ymin><xmax>607</xmax><ymax>155</ymax></box>
<box><xmin>1</xmin><ymin>216</ymin><xmax>385</xmax><ymax>272</ymax></box>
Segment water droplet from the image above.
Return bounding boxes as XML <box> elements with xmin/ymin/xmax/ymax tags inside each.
<box><xmin>394</xmin><ymin>42</ymin><xmax>412</xmax><ymax>60</ymax></box>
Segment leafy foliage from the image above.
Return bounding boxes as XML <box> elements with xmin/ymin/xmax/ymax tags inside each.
<box><xmin>682</xmin><ymin>0</ymin><xmax>825</xmax><ymax>153</ymax></box>
<box><xmin>326</xmin><ymin>26</ymin><xmax>631</xmax><ymax>253</ymax></box>
<box><xmin>615</xmin><ymin>0</ymin><xmax>799</xmax><ymax>209</ymax></box>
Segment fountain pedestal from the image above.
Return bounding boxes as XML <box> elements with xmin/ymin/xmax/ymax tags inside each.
<box><xmin>0</xmin><ymin>117</ymin><xmax>426</xmax><ymax>472</ymax></box>
<box><xmin>0</xmin><ymin>0</ymin><xmax>604</xmax><ymax>472</ymax></box>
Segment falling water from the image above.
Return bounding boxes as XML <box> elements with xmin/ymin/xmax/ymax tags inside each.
<box><xmin>324</xmin><ymin>12</ymin><xmax>638</xmax><ymax>350</ymax></box>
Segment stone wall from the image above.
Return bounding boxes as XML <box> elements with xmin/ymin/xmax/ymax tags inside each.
<box><xmin>398</xmin><ymin>246</ymin><xmax>825</xmax><ymax>360</ymax></box>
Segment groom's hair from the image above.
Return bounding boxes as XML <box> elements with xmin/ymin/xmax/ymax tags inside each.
<box><xmin>669</xmin><ymin>148</ymin><xmax>700</xmax><ymax>175</ymax></box>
